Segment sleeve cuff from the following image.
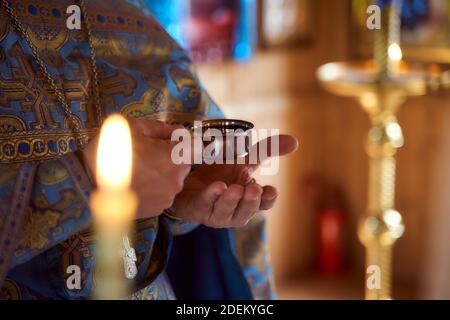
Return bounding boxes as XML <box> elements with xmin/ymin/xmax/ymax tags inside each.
<box><xmin>162</xmin><ymin>209</ymin><xmax>199</xmax><ymax>236</ymax></box>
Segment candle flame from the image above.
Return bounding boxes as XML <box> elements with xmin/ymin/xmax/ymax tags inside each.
<box><xmin>388</xmin><ymin>43</ymin><xmax>402</xmax><ymax>62</ymax></box>
<box><xmin>96</xmin><ymin>114</ymin><xmax>132</xmax><ymax>191</ymax></box>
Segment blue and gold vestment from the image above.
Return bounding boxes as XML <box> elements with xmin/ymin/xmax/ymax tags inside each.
<box><xmin>0</xmin><ymin>0</ymin><xmax>275</xmax><ymax>300</ymax></box>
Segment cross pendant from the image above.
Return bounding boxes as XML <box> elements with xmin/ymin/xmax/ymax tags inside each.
<box><xmin>121</xmin><ymin>235</ymin><xmax>138</xmax><ymax>280</ymax></box>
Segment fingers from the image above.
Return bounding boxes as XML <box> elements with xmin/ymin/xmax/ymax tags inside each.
<box><xmin>259</xmin><ymin>185</ymin><xmax>278</xmax><ymax>210</ymax></box>
<box><xmin>128</xmin><ymin>118</ymin><xmax>183</xmax><ymax>139</ymax></box>
<box><xmin>208</xmin><ymin>185</ymin><xmax>244</xmax><ymax>227</ymax></box>
<box><xmin>206</xmin><ymin>183</ymin><xmax>277</xmax><ymax>228</ymax></box>
<box><xmin>232</xmin><ymin>183</ymin><xmax>263</xmax><ymax>226</ymax></box>
<box><xmin>193</xmin><ymin>181</ymin><xmax>227</xmax><ymax>212</ymax></box>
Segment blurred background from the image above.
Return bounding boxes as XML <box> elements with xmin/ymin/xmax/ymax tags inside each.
<box><xmin>145</xmin><ymin>0</ymin><xmax>450</xmax><ymax>299</ymax></box>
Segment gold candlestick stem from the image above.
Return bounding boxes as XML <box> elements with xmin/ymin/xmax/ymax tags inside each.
<box><xmin>317</xmin><ymin>60</ymin><xmax>428</xmax><ymax>299</ymax></box>
<box><xmin>374</xmin><ymin>0</ymin><xmax>402</xmax><ymax>77</ymax></box>
<box><xmin>358</xmin><ymin>91</ymin><xmax>405</xmax><ymax>299</ymax></box>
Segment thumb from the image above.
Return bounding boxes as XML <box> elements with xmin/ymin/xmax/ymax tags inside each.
<box><xmin>246</xmin><ymin>134</ymin><xmax>299</xmax><ymax>167</ymax></box>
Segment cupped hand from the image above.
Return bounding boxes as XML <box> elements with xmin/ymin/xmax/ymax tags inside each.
<box><xmin>171</xmin><ymin>135</ymin><xmax>299</xmax><ymax>228</ymax></box>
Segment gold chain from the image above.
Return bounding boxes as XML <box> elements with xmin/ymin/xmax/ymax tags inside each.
<box><xmin>79</xmin><ymin>0</ymin><xmax>102</xmax><ymax>128</ymax></box>
<box><xmin>1</xmin><ymin>0</ymin><xmax>102</xmax><ymax>147</ymax></box>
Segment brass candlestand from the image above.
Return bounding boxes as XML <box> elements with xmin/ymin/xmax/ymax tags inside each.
<box><xmin>318</xmin><ymin>61</ymin><xmax>420</xmax><ymax>299</ymax></box>
<box><xmin>317</xmin><ymin>1</ymin><xmax>449</xmax><ymax>299</ymax></box>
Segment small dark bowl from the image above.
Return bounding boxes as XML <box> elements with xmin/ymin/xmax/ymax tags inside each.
<box><xmin>190</xmin><ymin>119</ymin><xmax>254</xmax><ymax>162</ymax></box>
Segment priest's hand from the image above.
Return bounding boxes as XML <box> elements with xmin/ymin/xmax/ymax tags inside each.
<box><xmin>81</xmin><ymin>118</ymin><xmax>192</xmax><ymax>219</ymax></box>
<box><xmin>170</xmin><ymin>135</ymin><xmax>298</xmax><ymax>228</ymax></box>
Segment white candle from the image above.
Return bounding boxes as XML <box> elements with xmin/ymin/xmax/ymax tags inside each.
<box><xmin>90</xmin><ymin>114</ymin><xmax>137</xmax><ymax>300</ymax></box>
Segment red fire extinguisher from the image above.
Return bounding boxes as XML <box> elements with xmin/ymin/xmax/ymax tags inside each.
<box><xmin>316</xmin><ymin>189</ymin><xmax>347</xmax><ymax>275</ymax></box>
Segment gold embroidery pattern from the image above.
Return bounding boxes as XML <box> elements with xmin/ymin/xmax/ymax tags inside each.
<box><xmin>0</xmin><ymin>279</ymin><xmax>22</xmax><ymax>300</ymax></box>
<box><xmin>18</xmin><ymin>207</ymin><xmax>59</xmax><ymax>251</ymax></box>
